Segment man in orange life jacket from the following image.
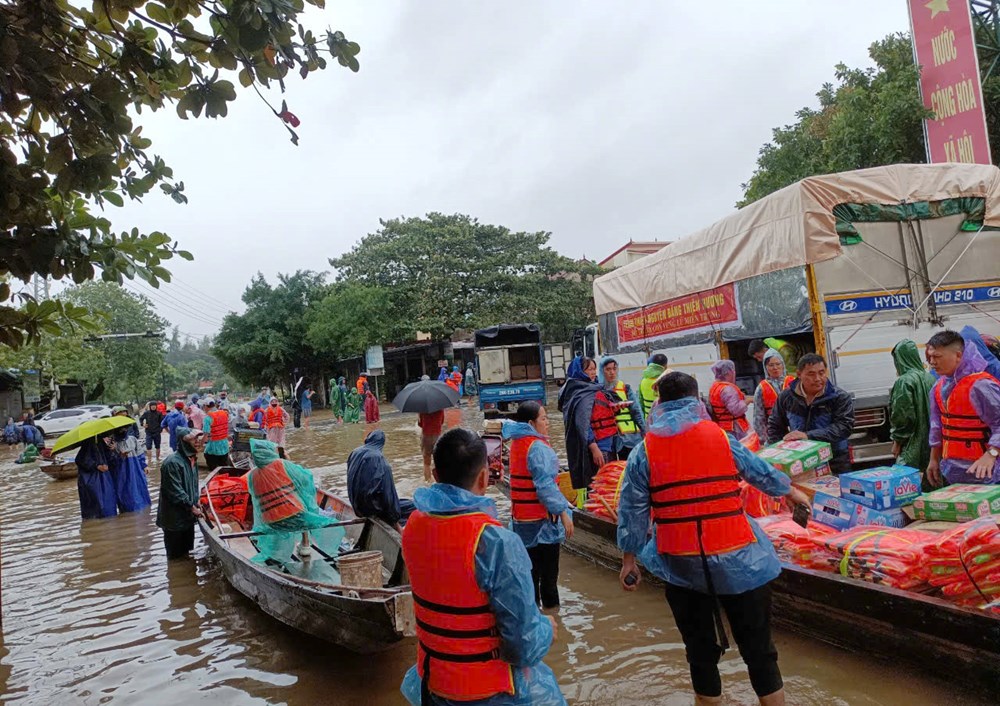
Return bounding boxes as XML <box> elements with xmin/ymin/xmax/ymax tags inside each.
<box><xmin>926</xmin><ymin>330</ymin><xmax>1000</xmax><ymax>486</ymax></box>
<box><xmin>617</xmin><ymin>372</ymin><xmax>809</xmax><ymax>706</ymax></box>
<box><xmin>600</xmin><ymin>357</ymin><xmax>646</xmax><ymax>460</ymax></box>
<box><xmin>200</xmin><ymin>398</ymin><xmax>231</xmax><ymax>470</ymax></box>
<box><xmin>708</xmin><ymin>360</ymin><xmax>749</xmax><ymax>440</ymax></box>
<box><xmin>400</xmin><ymin>428</ymin><xmax>566</xmax><ymax>706</ymax></box>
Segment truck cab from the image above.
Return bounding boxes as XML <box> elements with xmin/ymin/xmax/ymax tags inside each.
<box><xmin>475</xmin><ymin>324</ymin><xmax>547</xmax><ymax>417</ymax></box>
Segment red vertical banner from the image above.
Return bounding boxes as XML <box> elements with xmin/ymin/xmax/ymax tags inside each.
<box><xmin>909</xmin><ymin>0</ymin><xmax>991</xmax><ymax>164</ymax></box>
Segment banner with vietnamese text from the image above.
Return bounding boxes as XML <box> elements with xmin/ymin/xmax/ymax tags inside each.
<box><xmin>909</xmin><ymin>0</ymin><xmax>991</xmax><ymax>163</ymax></box>
<box><xmin>616</xmin><ymin>284</ymin><xmax>742</xmax><ymax>345</ymax></box>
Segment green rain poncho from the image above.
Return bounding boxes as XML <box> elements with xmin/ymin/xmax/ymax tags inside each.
<box><xmin>247</xmin><ymin>438</ymin><xmax>345</xmax><ymax>574</ymax></box>
<box><xmin>345</xmin><ymin>389</ymin><xmax>361</xmax><ymax>423</ymax></box>
<box><xmin>889</xmin><ymin>339</ymin><xmax>935</xmax><ymax>472</ymax></box>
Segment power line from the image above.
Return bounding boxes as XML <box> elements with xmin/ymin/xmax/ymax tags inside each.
<box><xmin>127</xmin><ymin>278</ymin><xmax>230</xmax><ymax>323</ymax></box>
<box><xmin>122</xmin><ymin>281</ymin><xmax>226</xmax><ymax>329</ymax></box>
<box><xmin>167</xmin><ymin>273</ymin><xmax>243</xmax><ymax>313</ymax></box>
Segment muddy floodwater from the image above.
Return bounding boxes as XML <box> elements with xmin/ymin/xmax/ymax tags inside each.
<box><xmin>0</xmin><ymin>402</ymin><xmax>992</xmax><ymax>705</ymax></box>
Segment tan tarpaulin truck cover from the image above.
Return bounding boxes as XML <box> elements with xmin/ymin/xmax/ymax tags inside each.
<box><xmin>593</xmin><ymin>163</ymin><xmax>1000</xmax><ymax>316</ymax></box>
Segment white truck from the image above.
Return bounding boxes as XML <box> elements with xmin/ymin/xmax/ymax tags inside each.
<box><xmin>591</xmin><ymin>164</ymin><xmax>1000</xmax><ymax>464</ymax></box>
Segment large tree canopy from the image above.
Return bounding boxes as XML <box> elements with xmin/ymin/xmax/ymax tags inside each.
<box><xmin>0</xmin><ymin>0</ymin><xmax>359</xmax><ymax>346</ymax></box>
<box><xmin>326</xmin><ymin>213</ymin><xmax>601</xmax><ymax>342</ymax></box>
<box><xmin>213</xmin><ymin>270</ymin><xmax>329</xmax><ymax>388</ymax></box>
<box><xmin>738</xmin><ymin>33</ymin><xmax>931</xmax><ymax>206</ymax></box>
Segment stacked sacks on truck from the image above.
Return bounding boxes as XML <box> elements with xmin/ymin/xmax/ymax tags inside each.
<box><xmin>806</xmin><ymin>527</ymin><xmax>938</xmax><ymax>591</ymax></box>
<box><xmin>926</xmin><ymin>517</ymin><xmax>1000</xmax><ymax>609</ymax></box>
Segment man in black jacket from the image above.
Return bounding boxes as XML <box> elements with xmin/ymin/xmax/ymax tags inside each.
<box><xmin>767</xmin><ymin>353</ymin><xmax>855</xmax><ymax>474</ymax></box>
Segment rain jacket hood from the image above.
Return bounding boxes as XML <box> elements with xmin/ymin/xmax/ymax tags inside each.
<box><xmin>413</xmin><ymin>482</ymin><xmax>498</xmax><ymax>519</ymax></box>
<box><xmin>364</xmin><ymin>429</ymin><xmax>386</xmax><ymax>450</ymax></box>
<box><xmin>711</xmin><ymin>359</ymin><xmax>736</xmax><ymax>382</ymax></box>
<box><xmin>955</xmin><ymin>336</ymin><xmax>990</xmax><ymax>380</ymax></box>
<box><xmin>961</xmin><ymin>325</ymin><xmax>1000</xmax><ymax>380</ymax></box>
<box><xmin>892</xmin><ymin>339</ymin><xmax>925</xmax><ymax>376</ymax></box>
<box><xmin>647</xmin><ymin>397</ymin><xmax>709</xmax><ymax>438</ymax></box>
<box><xmin>250</xmin><ymin>437</ymin><xmax>281</xmax><ymax>467</ymax></box>
<box><xmin>762</xmin><ymin>348</ymin><xmax>785</xmax><ymax>378</ymax></box>
<box><xmin>642</xmin><ymin>362</ymin><xmax>665</xmax><ymax>380</ymax></box>
<box><xmin>175</xmin><ymin>426</ymin><xmax>200</xmax><ymax>459</ymax></box>
<box><xmin>501</xmin><ymin>420</ymin><xmax>545</xmax><ymax>442</ymax></box>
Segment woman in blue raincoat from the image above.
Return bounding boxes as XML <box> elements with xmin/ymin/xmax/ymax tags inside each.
<box><xmin>75</xmin><ymin>435</ymin><xmax>119</xmax><ymax>519</ymax></box>
<box><xmin>503</xmin><ymin>402</ymin><xmax>573</xmax><ymax>608</ymax></box>
<box><xmin>111</xmin><ymin>424</ymin><xmax>152</xmax><ymax>512</ymax></box>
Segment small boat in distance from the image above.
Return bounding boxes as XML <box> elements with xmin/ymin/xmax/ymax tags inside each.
<box><xmin>198</xmin><ymin>466</ymin><xmax>414</xmax><ymax>653</ymax></box>
<box><xmin>40</xmin><ymin>460</ymin><xmax>78</xmax><ymax>481</ymax></box>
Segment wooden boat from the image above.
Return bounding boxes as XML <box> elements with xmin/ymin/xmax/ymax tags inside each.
<box><xmin>40</xmin><ymin>460</ymin><xmax>78</xmax><ymax>480</ymax></box>
<box><xmin>496</xmin><ymin>477</ymin><xmax>1000</xmax><ymax>691</ymax></box>
<box><xmin>198</xmin><ymin>466</ymin><xmax>414</xmax><ymax>653</ymax></box>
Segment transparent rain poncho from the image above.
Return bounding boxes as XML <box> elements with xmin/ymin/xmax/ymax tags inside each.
<box><xmin>247</xmin><ymin>439</ymin><xmax>345</xmax><ymax>579</ymax></box>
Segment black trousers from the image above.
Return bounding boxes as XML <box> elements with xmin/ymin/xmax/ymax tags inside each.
<box><xmin>664</xmin><ymin>581</ymin><xmax>783</xmax><ymax>698</ymax></box>
<box><xmin>526</xmin><ymin>542</ymin><xmax>561</xmax><ymax>608</ymax></box>
<box><xmin>163</xmin><ymin>526</ymin><xmax>195</xmax><ymax>560</ymax></box>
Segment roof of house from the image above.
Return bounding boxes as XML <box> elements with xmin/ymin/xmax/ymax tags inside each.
<box><xmin>597</xmin><ymin>240</ymin><xmax>668</xmax><ymax>267</ymax></box>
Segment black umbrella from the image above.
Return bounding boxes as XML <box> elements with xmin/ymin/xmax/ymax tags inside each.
<box><xmin>392</xmin><ymin>380</ymin><xmax>460</xmax><ymax>414</ymax></box>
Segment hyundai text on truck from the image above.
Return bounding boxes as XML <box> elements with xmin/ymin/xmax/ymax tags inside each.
<box><xmin>475</xmin><ymin>324</ymin><xmax>547</xmax><ymax>417</ymax></box>
<box><xmin>589</xmin><ymin>163</ymin><xmax>1000</xmax><ymax>465</ymax></box>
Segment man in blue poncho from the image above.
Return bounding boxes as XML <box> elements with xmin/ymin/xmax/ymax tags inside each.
<box><xmin>400</xmin><ymin>428</ymin><xmax>565</xmax><ymax>706</ymax></box>
<box><xmin>347</xmin><ymin>430</ymin><xmax>414</xmax><ymax>531</ymax></box>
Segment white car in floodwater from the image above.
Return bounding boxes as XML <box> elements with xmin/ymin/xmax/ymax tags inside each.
<box><xmin>33</xmin><ymin>405</ymin><xmax>111</xmax><ymax>437</ymax></box>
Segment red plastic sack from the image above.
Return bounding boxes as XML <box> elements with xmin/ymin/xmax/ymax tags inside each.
<box><xmin>740</xmin><ymin>431</ymin><xmax>761</xmax><ymax>453</ymax></box>
<box><xmin>585</xmin><ymin>461</ymin><xmax>627</xmax><ymax>520</ymax></box>
<box><xmin>809</xmin><ymin>526</ymin><xmax>938</xmax><ymax>590</ymax></box>
<box><xmin>926</xmin><ymin>518</ymin><xmax>1000</xmax><ymax>607</ymax></box>
<box><xmin>757</xmin><ymin>514</ymin><xmax>838</xmax><ymax>566</ymax></box>
<box><xmin>200</xmin><ymin>474</ymin><xmax>250</xmax><ymax>524</ymax></box>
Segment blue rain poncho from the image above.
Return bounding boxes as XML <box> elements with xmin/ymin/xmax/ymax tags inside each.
<box><xmin>346</xmin><ymin>430</ymin><xmax>413</xmax><ymax>527</ymax></box>
<box><xmin>111</xmin><ymin>429</ymin><xmax>152</xmax><ymax>513</ymax></box>
<box><xmin>75</xmin><ymin>437</ymin><xmax>118</xmax><ymax>520</ymax></box>
<box><xmin>617</xmin><ymin>396</ymin><xmax>791</xmax><ymax>595</ymax></box>
<box><xmin>558</xmin><ymin>370</ymin><xmax>602</xmax><ymax>490</ymax></box>
<box><xmin>400</xmin><ymin>483</ymin><xmax>566</xmax><ymax>706</ymax></box>
<box><xmin>502</xmin><ymin>421</ymin><xmax>570</xmax><ymax>548</ymax></box>
<box><xmin>247</xmin><ymin>439</ymin><xmax>344</xmax><ymax>571</ymax></box>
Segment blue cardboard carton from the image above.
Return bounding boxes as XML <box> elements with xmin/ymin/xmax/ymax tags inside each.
<box><xmin>851</xmin><ymin>504</ymin><xmax>909</xmax><ymax>528</ymax></box>
<box><xmin>838</xmin><ymin>466</ymin><xmax>921</xmax><ymax>510</ymax></box>
<box><xmin>811</xmin><ymin>491</ymin><xmax>860</xmax><ymax>531</ymax></box>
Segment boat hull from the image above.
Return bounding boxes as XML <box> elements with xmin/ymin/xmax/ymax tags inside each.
<box><xmin>563</xmin><ymin>508</ymin><xmax>1000</xmax><ymax>692</ymax></box>
<box><xmin>40</xmin><ymin>462</ymin><xmax>78</xmax><ymax>480</ymax></box>
<box><xmin>199</xmin><ymin>520</ymin><xmax>412</xmax><ymax>654</ymax></box>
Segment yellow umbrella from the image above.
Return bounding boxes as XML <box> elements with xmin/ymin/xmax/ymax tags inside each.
<box><xmin>50</xmin><ymin>416</ymin><xmax>137</xmax><ymax>455</ymax></box>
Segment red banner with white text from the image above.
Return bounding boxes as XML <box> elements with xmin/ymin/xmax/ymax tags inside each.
<box><xmin>616</xmin><ymin>284</ymin><xmax>741</xmax><ymax>344</ymax></box>
<box><xmin>909</xmin><ymin>0</ymin><xmax>991</xmax><ymax>164</ymax></box>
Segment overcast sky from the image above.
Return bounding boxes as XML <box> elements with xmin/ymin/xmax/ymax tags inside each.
<box><xmin>108</xmin><ymin>0</ymin><xmax>911</xmax><ymax>338</ymax></box>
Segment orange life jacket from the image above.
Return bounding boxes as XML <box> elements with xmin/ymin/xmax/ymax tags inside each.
<box><xmin>250</xmin><ymin>460</ymin><xmax>305</xmax><ymax>524</ymax></box>
<box><xmin>402</xmin><ymin>510</ymin><xmax>515</xmax><ymax>702</ymax></box>
<box><xmin>590</xmin><ymin>391</ymin><xmax>618</xmax><ymax>441</ymax></box>
<box><xmin>935</xmin><ymin>372</ymin><xmax>998</xmax><ymax>461</ymax></box>
<box><xmin>356</xmin><ymin>378</ymin><xmax>367</xmax><ymax>394</ymax></box>
<box><xmin>207</xmin><ymin>410</ymin><xmax>229</xmax><ymax>441</ymax></box>
<box><xmin>709</xmin><ymin>381</ymin><xmax>750</xmax><ymax>436</ymax></box>
<box><xmin>757</xmin><ymin>376</ymin><xmax>795</xmax><ymax>418</ymax></box>
<box><xmin>446</xmin><ymin>377</ymin><xmax>460</xmax><ymax>392</ymax></box>
<box><xmin>647</xmin><ymin>420</ymin><xmax>755</xmax><ymax>556</ymax></box>
<box><xmin>509</xmin><ymin>437</ymin><xmax>549</xmax><ymax>522</ymax></box>
<box><xmin>264</xmin><ymin>405</ymin><xmax>285</xmax><ymax>429</ymax></box>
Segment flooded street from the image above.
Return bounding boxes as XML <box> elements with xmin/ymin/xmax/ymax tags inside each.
<box><xmin>0</xmin><ymin>402</ymin><xmax>991</xmax><ymax>705</ymax></box>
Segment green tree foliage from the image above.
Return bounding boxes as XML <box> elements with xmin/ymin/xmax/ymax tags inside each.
<box><xmin>165</xmin><ymin>327</ymin><xmax>237</xmax><ymax>393</ymax></box>
<box><xmin>305</xmin><ymin>283</ymin><xmax>407</xmax><ymax>358</ymax></box>
<box><xmin>739</xmin><ymin>34</ymin><xmax>931</xmax><ymax>206</ymax></box>
<box><xmin>0</xmin><ymin>0</ymin><xmax>359</xmax><ymax>346</ymax></box>
<box><xmin>213</xmin><ymin>270</ymin><xmax>329</xmax><ymax>387</ymax></box>
<box><xmin>0</xmin><ymin>281</ymin><xmax>169</xmax><ymax>402</ymax></box>
<box><xmin>326</xmin><ymin>213</ymin><xmax>599</xmax><ymax>342</ymax></box>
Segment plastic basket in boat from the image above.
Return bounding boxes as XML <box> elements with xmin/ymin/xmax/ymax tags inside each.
<box><xmin>339</xmin><ymin>550</ymin><xmax>384</xmax><ymax>588</ymax></box>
